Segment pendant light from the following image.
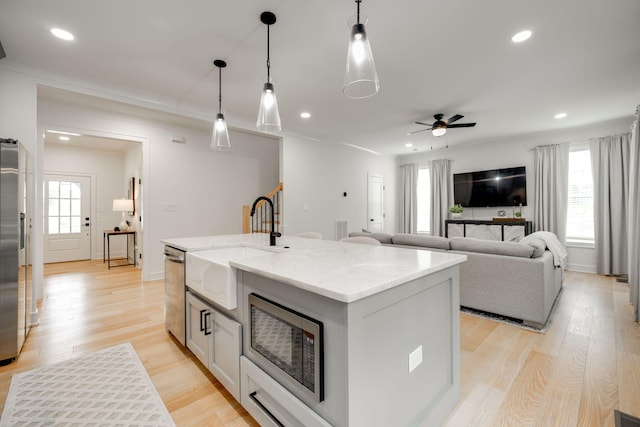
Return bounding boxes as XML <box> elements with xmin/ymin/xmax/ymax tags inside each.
<box><xmin>256</xmin><ymin>11</ymin><xmax>281</xmax><ymax>132</ymax></box>
<box><xmin>211</xmin><ymin>59</ymin><xmax>230</xmax><ymax>150</ymax></box>
<box><xmin>343</xmin><ymin>0</ymin><xmax>379</xmax><ymax>99</ymax></box>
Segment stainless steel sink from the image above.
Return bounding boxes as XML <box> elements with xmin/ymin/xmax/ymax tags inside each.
<box><xmin>186</xmin><ymin>246</ymin><xmax>276</xmax><ymax>309</ymax></box>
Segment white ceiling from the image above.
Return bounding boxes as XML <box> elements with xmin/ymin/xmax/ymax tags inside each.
<box><xmin>44</xmin><ymin>130</ymin><xmax>140</xmax><ymax>153</ymax></box>
<box><xmin>2</xmin><ymin>0</ymin><xmax>639</xmax><ymax>155</ymax></box>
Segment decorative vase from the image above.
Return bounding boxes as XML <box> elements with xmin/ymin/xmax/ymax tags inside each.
<box><xmin>451</xmin><ymin>213</ymin><xmax>462</xmax><ymax>219</ymax></box>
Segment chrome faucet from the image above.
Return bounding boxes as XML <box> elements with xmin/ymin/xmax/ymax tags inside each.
<box><xmin>250</xmin><ymin>196</ymin><xmax>281</xmax><ymax>246</ymax></box>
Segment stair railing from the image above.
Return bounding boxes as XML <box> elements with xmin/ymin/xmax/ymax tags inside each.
<box><xmin>242</xmin><ymin>182</ymin><xmax>283</xmax><ymax>234</ymax></box>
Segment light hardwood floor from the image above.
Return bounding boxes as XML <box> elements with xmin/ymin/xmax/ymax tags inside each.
<box><xmin>1</xmin><ymin>261</ymin><xmax>639</xmax><ymax>426</ymax></box>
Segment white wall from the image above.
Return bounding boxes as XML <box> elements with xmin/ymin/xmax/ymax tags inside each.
<box><xmin>397</xmin><ymin>116</ymin><xmax>634</xmax><ymax>272</ymax></box>
<box><xmin>282</xmin><ymin>135</ymin><xmax>397</xmax><ymax>240</ymax></box>
<box><xmin>124</xmin><ymin>144</ymin><xmax>143</xmax><ymax>266</ymax></box>
<box><xmin>38</xmin><ymin>95</ymin><xmax>280</xmax><ymax>282</ymax></box>
<box><xmin>44</xmin><ymin>143</ymin><xmax>132</xmax><ymax>259</ymax></box>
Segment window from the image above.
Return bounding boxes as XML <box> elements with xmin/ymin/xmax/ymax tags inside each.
<box><xmin>566</xmin><ymin>145</ymin><xmax>594</xmax><ymax>242</ymax></box>
<box><xmin>417</xmin><ymin>168</ymin><xmax>430</xmax><ymax>234</ymax></box>
<box><xmin>47</xmin><ymin>180</ymin><xmax>82</xmax><ymax>234</ymax></box>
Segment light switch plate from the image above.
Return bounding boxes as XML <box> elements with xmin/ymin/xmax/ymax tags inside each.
<box><xmin>409</xmin><ymin>345</ymin><xmax>423</xmax><ymax>373</ymax></box>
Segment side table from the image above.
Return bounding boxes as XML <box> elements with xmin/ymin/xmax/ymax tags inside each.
<box><xmin>103</xmin><ymin>229</ymin><xmax>136</xmax><ymax>269</ymax></box>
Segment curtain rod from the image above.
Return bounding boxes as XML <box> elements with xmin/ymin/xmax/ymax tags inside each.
<box><xmin>528</xmin><ymin>143</ymin><xmax>562</xmax><ymax>152</ymax></box>
<box><xmin>528</xmin><ymin>130</ymin><xmax>632</xmax><ymax>151</ymax></box>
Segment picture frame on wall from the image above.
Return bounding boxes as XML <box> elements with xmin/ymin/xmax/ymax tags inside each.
<box><xmin>127</xmin><ymin>177</ymin><xmax>135</xmax><ymax>216</ymax></box>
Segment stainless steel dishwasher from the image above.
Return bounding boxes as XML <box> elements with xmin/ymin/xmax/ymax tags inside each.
<box><xmin>164</xmin><ymin>245</ymin><xmax>186</xmax><ymax>345</ymax></box>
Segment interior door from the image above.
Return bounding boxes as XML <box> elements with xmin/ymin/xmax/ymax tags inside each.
<box><xmin>367</xmin><ymin>174</ymin><xmax>384</xmax><ymax>232</ymax></box>
<box><xmin>44</xmin><ymin>174</ymin><xmax>91</xmax><ymax>263</ymax></box>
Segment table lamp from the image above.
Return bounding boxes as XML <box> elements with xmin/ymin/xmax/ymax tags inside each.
<box><xmin>113</xmin><ymin>198</ymin><xmax>133</xmax><ymax>230</ymax></box>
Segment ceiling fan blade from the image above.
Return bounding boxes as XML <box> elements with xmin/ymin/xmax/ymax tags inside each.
<box><xmin>447</xmin><ymin>122</ymin><xmax>476</xmax><ymax>128</ymax></box>
<box><xmin>446</xmin><ymin>114</ymin><xmax>464</xmax><ymax>124</ymax></box>
<box><xmin>408</xmin><ymin>128</ymin><xmax>432</xmax><ymax>135</ymax></box>
<box><xmin>414</xmin><ymin>121</ymin><xmax>433</xmax><ymax>126</ymax></box>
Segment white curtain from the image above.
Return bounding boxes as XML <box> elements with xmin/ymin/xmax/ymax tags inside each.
<box><xmin>532</xmin><ymin>144</ymin><xmax>569</xmax><ymax>244</ymax></box>
<box><xmin>400</xmin><ymin>163</ymin><xmax>419</xmax><ymax>233</ymax></box>
<box><xmin>629</xmin><ymin>106</ymin><xmax>640</xmax><ymax>321</ymax></box>
<box><xmin>430</xmin><ymin>159</ymin><xmax>452</xmax><ymax>237</ymax></box>
<box><xmin>590</xmin><ymin>133</ymin><xmax>631</xmax><ymax>276</ymax></box>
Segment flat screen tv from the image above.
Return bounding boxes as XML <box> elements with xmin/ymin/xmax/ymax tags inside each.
<box><xmin>453</xmin><ymin>166</ymin><xmax>527</xmax><ymax>207</ymax></box>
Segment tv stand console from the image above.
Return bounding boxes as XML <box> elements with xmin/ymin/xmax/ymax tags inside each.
<box><xmin>445</xmin><ymin>219</ymin><xmax>533</xmax><ymax>242</ymax></box>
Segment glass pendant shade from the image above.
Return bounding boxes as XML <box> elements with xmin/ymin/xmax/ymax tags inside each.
<box><xmin>257</xmin><ymin>80</ymin><xmax>281</xmax><ymax>132</ymax></box>
<box><xmin>344</xmin><ymin>22</ymin><xmax>379</xmax><ymax>98</ymax></box>
<box><xmin>211</xmin><ymin>113</ymin><xmax>231</xmax><ymax>150</ymax></box>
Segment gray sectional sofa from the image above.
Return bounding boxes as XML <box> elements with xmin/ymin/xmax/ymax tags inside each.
<box><xmin>348</xmin><ymin>231</ymin><xmax>564</xmax><ymax>329</ymax></box>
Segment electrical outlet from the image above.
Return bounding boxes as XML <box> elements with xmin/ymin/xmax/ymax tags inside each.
<box><xmin>162</xmin><ymin>203</ymin><xmax>177</xmax><ymax>212</ymax></box>
<box><xmin>409</xmin><ymin>345</ymin><xmax>423</xmax><ymax>373</ymax></box>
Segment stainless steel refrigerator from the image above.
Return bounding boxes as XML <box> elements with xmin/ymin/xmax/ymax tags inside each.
<box><xmin>0</xmin><ymin>138</ymin><xmax>32</xmax><ymax>365</ymax></box>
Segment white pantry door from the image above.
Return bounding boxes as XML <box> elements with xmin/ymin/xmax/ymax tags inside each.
<box><xmin>44</xmin><ymin>174</ymin><xmax>91</xmax><ymax>263</ymax></box>
<box><xmin>367</xmin><ymin>174</ymin><xmax>384</xmax><ymax>232</ymax></box>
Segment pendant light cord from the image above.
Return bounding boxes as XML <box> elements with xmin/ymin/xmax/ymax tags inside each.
<box><xmin>218</xmin><ymin>67</ymin><xmax>222</xmax><ymax>114</ymax></box>
<box><xmin>356</xmin><ymin>0</ymin><xmax>361</xmax><ymax>24</ymax></box>
<box><xmin>266</xmin><ymin>24</ymin><xmax>271</xmax><ymax>80</ymax></box>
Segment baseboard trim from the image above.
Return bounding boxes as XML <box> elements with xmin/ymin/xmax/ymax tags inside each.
<box><xmin>146</xmin><ymin>270</ymin><xmax>164</xmax><ymax>282</ymax></box>
<box><xmin>566</xmin><ymin>263</ymin><xmax>597</xmax><ymax>274</ymax></box>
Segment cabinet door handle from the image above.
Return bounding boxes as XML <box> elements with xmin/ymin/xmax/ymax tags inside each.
<box><xmin>203</xmin><ymin>312</ymin><xmax>212</xmax><ymax>336</ymax></box>
<box><xmin>249</xmin><ymin>391</ymin><xmax>284</xmax><ymax>427</ymax></box>
<box><xmin>199</xmin><ymin>309</ymin><xmax>206</xmax><ymax>332</ymax></box>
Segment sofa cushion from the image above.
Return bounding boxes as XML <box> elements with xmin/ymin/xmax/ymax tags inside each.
<box><xmin>519</xmin><ymin>235</ymin><xmax>546</xmax><ymax>258</ymax></box>
<box><xmin>348</xmin><ymin>231</ymin><xmax>393</xmax><ymax>244</ymax></box>
<box><xmin>449</xmin><ymin>237</ymin><xmax>534</xmax><ymax>258</ymax></box>
<box><xmin>391</xmin><ymin>234</ymin><xmax>451</xmax><ymax>250</ymax></box>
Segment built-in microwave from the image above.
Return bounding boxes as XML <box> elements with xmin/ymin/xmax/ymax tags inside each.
<box><xmin>248</xmin><ymin>293</ymin><xmax>324</xmax><ymax>402</ymax></box>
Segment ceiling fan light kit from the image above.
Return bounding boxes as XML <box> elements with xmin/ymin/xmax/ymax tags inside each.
<box><xmin>410</xmin><ymin>113</ymin><xmax>477</xmax><ymax>137</ymax></box>
<box><xmin>343</xmin><ymin>0</ymin><xmax>379</xmax><ymax>99</ymax></box>
<box><xmin>256</xmin><ymin>11</ymin><xmax>282</xmax><ymax>133</ymax></box>
<box><xmin>211</xmin><ymin>59</ymin><xmax>231</xmax><ymax>151</ymax></box>
<box><xmin>432</xmin><ymin>123</ymin><xmax>447</xmax><ymax>137</ymax></box>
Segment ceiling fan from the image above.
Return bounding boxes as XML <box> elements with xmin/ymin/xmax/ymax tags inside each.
<box><xmin>409</xmin><ymin>114</ymin><xmax>476</xmax><ymax>137</ymax></box>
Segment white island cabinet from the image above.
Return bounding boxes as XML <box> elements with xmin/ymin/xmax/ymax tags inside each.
<box><xmin>185</xmin><ymin>291</ymin><xmax>242</xmax><ymax>401</ymax></box>
<box><xmin>161</xmin><ymin>234</ymin><xmax>467</xmax><ymax>427</ymax></box>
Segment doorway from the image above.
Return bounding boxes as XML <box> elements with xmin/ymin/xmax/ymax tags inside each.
<box><xmin>43</xmin><ymin>131</ymin><xmax>143</xmax><ymax>270</ymax></box>
<box><xmin>367</xmin><ymin>173</ymin><xmax>384</xmax><ymax>232</ymax></box>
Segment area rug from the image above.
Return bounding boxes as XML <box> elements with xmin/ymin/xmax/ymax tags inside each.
<box><xmin>0</xmin><ymin>343</ymin><xmax>175</xmax><ymax>426</ymax></box>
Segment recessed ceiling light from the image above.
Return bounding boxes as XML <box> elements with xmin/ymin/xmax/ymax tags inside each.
<box><xmin>511</xmin><ymin>30</ymin><xmax>532</xmax><ymax>43</ymax></box>
<box><xmin>300</xmin><ymin>112</ymin><xmax>311</xmax><ymax>119</ymax></box>
<box><xmin>59</xmin><ymin>136</ymin><xmax>70</xmax><ymax>141</ymax></box>
<box><xmin>405</xmin><ymin>143</ymin><xmax>413</xmax><ymax>148</ymax></box>
<box><xmin>554</xmin><ymin>112</ymin><xmax>567</xmax><ymax>119</ymax></box>
<box><xmin>51</xmin><ymin>28</ymin><xmax>74</xmax><ymax>41</ymax></box>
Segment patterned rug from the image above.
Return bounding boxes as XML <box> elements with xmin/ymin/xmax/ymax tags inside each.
<box><xmin>0</xmin><ymin>343</ymin><xmax>175</xmax><ymax>426</ymax></box>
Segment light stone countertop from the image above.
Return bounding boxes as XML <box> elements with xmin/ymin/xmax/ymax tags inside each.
<box><xmin>162</xmin><ymin>234</ymin><xmax>467</xmax><ymax>303</ymax></box>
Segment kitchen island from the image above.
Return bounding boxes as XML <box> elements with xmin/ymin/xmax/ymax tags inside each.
<box><xmin>161</xmin><ymin>234</ymin><xmax>466</xmax><ymax>426</ymax></box>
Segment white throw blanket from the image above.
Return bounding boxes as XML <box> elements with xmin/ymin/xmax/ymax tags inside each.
<box><xmin>527</xmin><ymin>231</ymin><xmax>568</xmax><ymax>269</ymax></box>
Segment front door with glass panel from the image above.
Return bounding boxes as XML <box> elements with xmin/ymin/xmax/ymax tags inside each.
<box><xmin>44</xmin><ymin>174</ymin><xmax>91</xmax><ymax>263</ymax></box>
